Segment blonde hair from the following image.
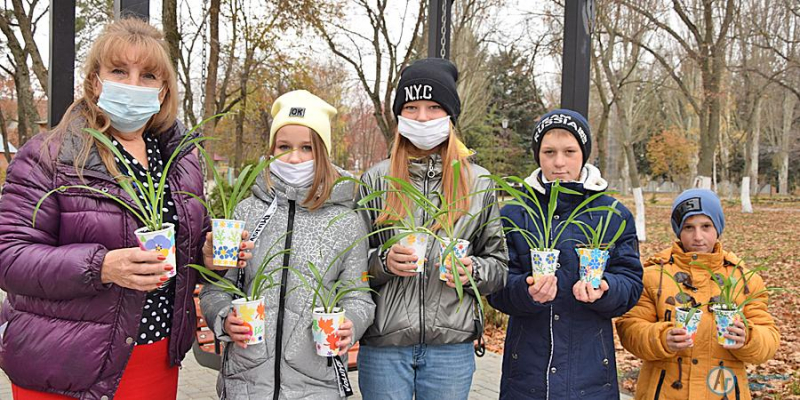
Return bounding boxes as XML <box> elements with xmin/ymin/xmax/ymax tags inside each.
<box><xmin>376</xmin><ymin>123</ymin><xmax>472</xmax><ymax>231</ymax></box>
<box><xmin>266</xmin><ymin>127</ymin><xmax>340</xmax><ymax>211</ymax></box>
<box><xmin>49</xmin><ymin>18</ymin><xmax>179</xmax><ymax>177</ymax></box>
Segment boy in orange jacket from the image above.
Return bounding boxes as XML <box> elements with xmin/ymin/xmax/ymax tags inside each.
<box><xmin>616</xmin><ymin>189</ymin><xmax>779</xmax><ymax>400</ymax></box>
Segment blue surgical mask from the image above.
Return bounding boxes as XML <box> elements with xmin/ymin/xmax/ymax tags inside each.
<box><xmin>97</xmin><ymin>77</ymin><xmax>162</xmax><ymax>134</ymax></box>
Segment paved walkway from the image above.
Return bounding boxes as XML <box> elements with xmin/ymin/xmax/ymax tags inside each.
<box><xmin>0</xmin><ymin>348</ymin><xmax>633</xmax><ymax>399</ymax></box>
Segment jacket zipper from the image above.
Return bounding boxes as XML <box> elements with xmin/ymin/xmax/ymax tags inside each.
<box><xmin>653</xmin><ymin>369</ymin><xmax>666</xmax><ymax>400</ymax></box>
<box><xmin>419</xmin><ymin>158</ymin><xmax>435</xmax><ymax>344</ymax></box>
<box><xmin>273</xmin><ymin>200</ymin><xmax>296</xmax><ymax>400</ymax></box>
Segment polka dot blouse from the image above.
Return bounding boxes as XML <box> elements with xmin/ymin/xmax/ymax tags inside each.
<box><xmin>112</xmin><ymin>133</ymin><xmax>178</xmax><ymax>345</ymax></box>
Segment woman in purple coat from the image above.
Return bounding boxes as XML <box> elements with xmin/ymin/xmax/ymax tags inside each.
<box><xmin>0</xmin><ymin>18</ymin><xmax>250</xmax><ymax>400</ymax></box>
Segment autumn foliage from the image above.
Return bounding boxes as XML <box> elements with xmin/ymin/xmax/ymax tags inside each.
<box><xmin>646</xmin><ymin>127</ymin><xmax>697</xmax><ymax>183</ymax></box>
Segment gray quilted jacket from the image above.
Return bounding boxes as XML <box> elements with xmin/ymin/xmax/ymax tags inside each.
<box><xmin>200</xmin><ymin>168</ymin><xmax>374</xmax><ymax>400</ymax></box>
<box><xmin>356</xmin><ymin>154</ymin><xmax>508</xmax><ymax>348</ymax></box>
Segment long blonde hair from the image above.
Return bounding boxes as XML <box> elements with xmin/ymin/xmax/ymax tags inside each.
<box><xmin>266</xmin><ymin>127</ymin><xmax>340</xmax><ymax>211</ymax></box>
<box><xmin>376</xmin><ymin>124</ymin><xmax>472</xmax><ymax>231</ymax></box>
<box><xmin>48</xmin><ymin>18</ymin><xmax>179</xmax><ymax>177</ymax></box>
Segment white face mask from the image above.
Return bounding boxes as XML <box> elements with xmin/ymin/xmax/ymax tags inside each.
<box><xmin>270</xmin><ymin>158</ymin><xmax>315</xmax><ymax>188</ymax></box>
<box><xmin>397</xmin><ymin>115</ymin><xmax>451</xmax><ymax>150</ymax></box>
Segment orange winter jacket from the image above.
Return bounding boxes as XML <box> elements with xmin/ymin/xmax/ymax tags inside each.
<box><xmin>615</xmin><ymin>241</ymin><xmax>780</xmax><ymax>400</ymax></box>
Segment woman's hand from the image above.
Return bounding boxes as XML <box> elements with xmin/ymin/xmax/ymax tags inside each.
<box><xmin>224</xmin><ymin>310</ymin><xmax>253</xmax><ymax>349</ymax></box>
<box><xmin>526</xmin><ymin>275</ymin><xmax>558</xmax><ymax>303</ymax></box>
<box><xmin>665</xmin><ymin>327</ymin><xmax>694</xmax><ymax>351</ymax></box>
<box><xmin>336</xmin><ymin>319</ymin><xmax>355</xmax><ymax>353</ymax></box>
<box><xmin>441</xmin><ymin>256</ymin><xmax>473</xmax><ymax>288</ymax></box>
<box><xmin>723</xmin><ymin>319</ymin><xmax>747</xmax><ymax>350</ymax></box>
<box><xmin>203</xmin><ymin>231</ymin><xmax>255</xmax><ymax>271</ymax></box>
<box><xmin>385</xmin><ymin>244</ymin><xmax>420</xmax><ymax>277</ymax></box>
<box><xmin>101</xmin><ymin>247</ymin><xmax>172</xmax><ymax>291</ymax></box>
<box><xmin>573</xmin><ymin>280</ymin><xmax>609</xmax><ymax>303</ymax></box>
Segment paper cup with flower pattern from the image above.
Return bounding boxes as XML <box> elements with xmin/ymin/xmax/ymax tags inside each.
<box><xmin>232</xmin><ymin>296</ymin><xmax>266</xmax><ymax>345</ymax></box>
<box><xmin>713</xmin><ymin>307</ymin><xmax>740</xmax><ymax>346</ymax></box>
<box><xmin>675</xmin><ymin>307</ymin><xmax>703</xmax><ymax>345</ymax></box>
<box><xmin>135</xmin><ymin>222</ymin><xmax>177</xmax><ymax>279</ymax></box>
<box><xmin>399</xmin><ymin>229</ymin><xmax>429</xmax><ymax>273</ymax></box>
<box><xmin>312</xmin><ymin>307</ymin><xmax>345</xmax><ymax>357</ymax></box>
<box><xmin>530</xmin><ymin>249</ymin><xmax>560</xmax><ymax>282</ymax></box>
<box><xmin>439</xmin><ymin>238</ymin><xmax>470</xmax><ymax>282</ymax></box>
<box><xmin>576</xmin><ymin>248</ymin><xmax>609</xmax><ymax>289</ymax></box>
<box><xmin>211</xmin><ymin>219</ymin><xmax>245</xmax><ymax>268</ymax></box>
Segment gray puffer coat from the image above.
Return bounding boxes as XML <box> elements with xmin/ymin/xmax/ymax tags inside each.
<box><xmin>200</xmin><ymin>168</ymin><xmax>374</xmax><ymax>400</ymax></box>
<box><xmin>356</xmin><ymin>154</ymin><xmax>508</xmax><ymax>348</ymax></box>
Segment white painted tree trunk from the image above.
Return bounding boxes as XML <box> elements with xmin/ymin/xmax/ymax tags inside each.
<box><xmin>741</xmin><ymin>177</ymin><xmax>753</xmax><ymax>213</ymax></box>
<box><xmin>779</xmin><ymin>92</ymin><xmax>796</xmax><ymax>195</ymax></box>
<box><xmin>632</xmin><ymin>187</ymin><xmax>647</xmax><ymax>242</ymax></box>
<box><xmin>749</xmin><ymin>96</ymin><xmax>762</xmax><ymax>194</ymax></box>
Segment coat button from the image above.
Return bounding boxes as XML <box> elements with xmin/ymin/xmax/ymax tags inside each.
<box><xmin>125</xmin><ymin>337</ymin><xmax>134</xmax><ymax>345</ymax></box>
<box><xmin>551</xmin><ymin>367</ymin><xmax>557</xmax><ymax>374</ymax></box>
<box><xmin>554</xmin><ymin>215</ymin><xmax>560</xmax><ymax>220</ymax></box>
<box><xmin>101</xmin><ymin>396</ymin><xmax>109</xmax><ymax>400</ymax></box>
<box><xmin>692</xmin><ymin>254</ymin><xmax>698</xmax><ymax>260</ymax></box>
<box><xmin>529</xmin><ymin>388</ymin><xmax>536</xmax><ymax>393</ymax></box>
<box><xmin>101</xmin><ymin>187</ymin><xmax>109</xmax><ymax>193</ymax></box>
<box><xmin>554</xmin><ymin>314</ymin><xmax>560</xmax><ymax>321</ymax></box>
<box><xmin>580</xmin><ymin>390</ymin><xmax>585</xmax><ymax>395</ymax></box>
<box><xmin>512</xmin><ymin>353</ymin><xmax>518</xmax><ymax>360</ymax></box>
<box><xmin>692</xmin><ymin>359</ymin><xmax>698</xmax><ymax>365</ymax></box>
<box><xmin>603</xmin><ymin>358</ymin><xmax>609</xmax><ymax>365</ymax></box>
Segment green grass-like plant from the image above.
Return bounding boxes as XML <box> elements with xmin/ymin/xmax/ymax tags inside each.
<box><xmin>32</xmin><ymin>115</ymin><xmax>220</xmax><ymax>232</ymax></box>
<box><xmin>573</xmin><ymin>200</ymin><xmax>627</xmax><ymax>251</ymax></box>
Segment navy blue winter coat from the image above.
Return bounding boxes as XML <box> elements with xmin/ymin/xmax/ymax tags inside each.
<box><xmin>488</xmin><ymin>166</ymin><xmax>643</xmax><ymax>400</ymax></box>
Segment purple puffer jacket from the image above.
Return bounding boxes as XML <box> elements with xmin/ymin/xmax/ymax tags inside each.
<box><xmin>0</xmin><ymin>118</ymin><xmax>208</xmax><ymax>399</ymax></box>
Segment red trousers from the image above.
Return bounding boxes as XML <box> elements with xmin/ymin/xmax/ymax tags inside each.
<box><xmin>12</xmin><ymin>338</ymin><xmax>179</xmax><ymax>400</ymax></box>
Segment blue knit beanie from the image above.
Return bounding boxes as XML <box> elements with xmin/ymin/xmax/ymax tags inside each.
<box><xmin>671</xmin><ymin>189</ymin><xmax>725</xmax><ymax>238</ymax></box>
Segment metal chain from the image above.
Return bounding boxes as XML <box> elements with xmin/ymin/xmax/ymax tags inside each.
<box><xmin>199</xmin><ymin>0</ymin><xmax>208</xmax><ymax>120</ymax></box>
<box><xmin>439</xmin><ymin>0</ymin><xmax>447</xmax><ymax>58</ymax></box>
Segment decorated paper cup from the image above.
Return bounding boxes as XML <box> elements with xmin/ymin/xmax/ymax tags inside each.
<box><xmin>135</xmin><ymin>223</ymin><xmax>177</xmax><ymax>279</ymax></box>
<box><xmin>232</xmin><ymin>297</ymin><xmax>266</xmax><ymax>345</ymax></box>
<box><xmin>576</xmin><ymin>248</ymin><xmax>609</xmax><ymax>289</ymax></box>
<box><xmin>713</xmin><ymin>307</ymin><xmax>740</xmax><ymax>346</ymax></box>
<box><xmin>398</xmin><ymin>229</ymin><xmax>429</xmax><ymax>273</ymax></box>
<box><xmin>439</xmin><ymin>238</ymin><xmax>470</xmax><ymax>282</ymax></box>
<box><xmin>675</xmin><ymin>307</ymin><xmax>703</xmax><ymax>344</ymax></box>
<box><xmin>212</xmin><ymin>219</ymin><xmax>246</xmax><ymax>268</ymax></box>
<box><xmin>530</xmin><ymin>249</ymin><xmax>560</xmax><ymax>282</ymax></box>
<box><xmin>312</xmin><ymin>307</ymin><xmax>345</xmax><ymax>357</ymax></box>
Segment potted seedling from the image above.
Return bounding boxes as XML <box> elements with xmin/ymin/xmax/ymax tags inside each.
<box><xmin>356</xmin><ymin>161</ymin><xmax>498</xmax><ymax>311</ymax></box>
<box><xmin>486</xmin><ymin>175</ymin><xmax>613</xmax><ymax>282</ymax></box>
<box><xmin>188</xmin><ymin>235</ymin><xmax>290</xmax><ymax>345</ymax></box>
<box><xmin>32</xmin><ymin>121</ymin><xmax>213</xmax><ymax>279</ymax></box>
<box><xmin>572</xmin><ymin>201</ymin><xmax>626</xmax><ymax>289</ymax></box>
<box><xmin>179</xmin><ymin>146</ymin><xmax>276</xmax><ymax>268</ymax></box>
<box><xmin>694</xmin><ymin>261</ymin><xmax>781</xmax><ymax>346</ymax></box>
<box><xmin>662</xmin><ymin>270</ymin><xmax>703</xmax><ymax>344</ymax></box>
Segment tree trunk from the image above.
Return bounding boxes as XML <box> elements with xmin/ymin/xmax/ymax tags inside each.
<box><xmin>0</xmin><ymin>109</ymin><xmax>12</xmax><ymax>163</ymax></box>
<box><xmin>10</xmin><ymin>0</ymin><xmax>48</xmax><ymax>93</ymax></box>
<box><xmin>778</xmin><ymin>92</ymin><xmax>796</xmax><ymax>195</ymax></box>
<box><xmin>202</xmin><ymin>0</ymin><xmax>221</xmax><ymax>181</ymax></box>
<box><xmin>741</xmin><ymin>176</ymin><xmax>753</xmax><ymax>213</ymax></box>
<box><xmin>749</xmin><ymin>95</ymin><xmax>762</xmax><ymax>195</ymax></box>
<box><xmin>162</xmin><ymin>0</ymin><xmax>180</xmax><ymax>73</ymax></box>
<box><xmin>632</xmin><ymin>187</ymin><xmax>646</xmax><ymax>242</ymax></box>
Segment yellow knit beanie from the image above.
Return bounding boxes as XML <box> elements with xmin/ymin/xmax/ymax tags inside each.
<box><xmin>269</xmin><ymin>90</ymin><xmax>337</xmax><ymax>154</ymax></box>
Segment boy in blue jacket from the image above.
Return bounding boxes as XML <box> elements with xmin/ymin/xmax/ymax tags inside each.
<box><xmin>488</xmin><ymin>109</ymin><xmax>644</xmax><ymax>399</ymax></box>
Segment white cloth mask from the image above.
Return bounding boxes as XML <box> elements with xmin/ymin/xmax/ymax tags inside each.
<box><xmin>270</xmin><ymin>158</ymin><xmax>315</xmax><ymax>188</ymax></box>
<box><xmin>397</xmin><ymin>115</ymin><xmax>451</xmax><ymax>150</ymax></box>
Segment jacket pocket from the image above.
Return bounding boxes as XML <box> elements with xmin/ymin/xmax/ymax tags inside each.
<box><xmin>653</xmin><ymin>369</ymin><xmax>666</xmax><ymax>400</ymax></box>
<box><xmin>222</xmin><ymin>339</ymin><xmax>270</xmax><ymax>378</ymax></box>
<box><xmin>572</xmin><ymin>326</ymin><xmax>614</xmax><ymax>397</ymax></box>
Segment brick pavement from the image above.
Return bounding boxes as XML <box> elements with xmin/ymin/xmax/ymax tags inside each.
<box><xmin>0</xmin><ymin>349</ymin><xmax>632</xmax><ymax>399</ymax></box>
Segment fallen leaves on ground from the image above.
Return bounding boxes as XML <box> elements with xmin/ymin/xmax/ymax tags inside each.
<box><xmin>483</xmin><ymin>196</ymin><xmax>800</xmax><ymax>399</ymax></box>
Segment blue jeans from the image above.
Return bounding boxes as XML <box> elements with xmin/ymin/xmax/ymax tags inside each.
<box><xmin>357</xmin><ymin>343</ymin><xmax>476</xmax><ymax>400</ymax></box>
